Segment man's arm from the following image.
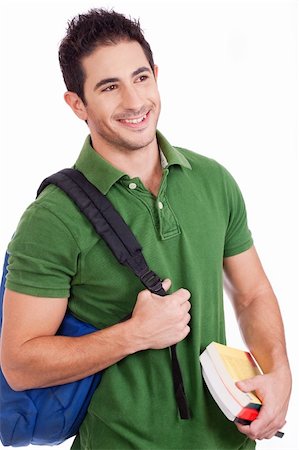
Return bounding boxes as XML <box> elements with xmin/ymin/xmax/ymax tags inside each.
<box><xmin>0</xmin><ymin>280</ymin><xmax>191</xmax><ymax>391</ymax></box>
<box><xmin>223</xmin><ymin>246</ymin><xmax>292</xmax><ymax>440</ymax></box>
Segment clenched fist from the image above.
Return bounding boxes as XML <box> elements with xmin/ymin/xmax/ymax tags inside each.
<box><xmin>129</xmin><ymin>279</ymin><xmax>191</xmax><ymax>351</ymax></box>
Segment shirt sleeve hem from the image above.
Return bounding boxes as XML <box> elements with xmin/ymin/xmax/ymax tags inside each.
<box><xmin>223</xmin><ymin>239</ymin><xmax>254</xmax><ymax>258</ymax></box>
<box><xmin>5</xmin><ymin>281</ymin><xmax>70</xmax><ymax>299</ymax></box>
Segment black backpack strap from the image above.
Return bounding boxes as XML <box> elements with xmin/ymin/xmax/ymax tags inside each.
<box><xmin>37</xmin><ymin>169</ymin><xmax>164</xmax><ymax>295</ymax></box>
<box><xmin>37</xmin><ymin>168</ymin><xmax>190</xmax><ymax>419</ymax></box>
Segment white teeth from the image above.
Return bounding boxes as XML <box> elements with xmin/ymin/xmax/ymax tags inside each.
<box><xmin>123</xmin><ymin>114</ymin><xmax>147</xmax><ymax>124</ymax></box>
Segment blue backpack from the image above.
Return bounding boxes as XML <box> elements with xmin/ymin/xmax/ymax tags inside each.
<box><xmin>0</xmin><ymin>250</ymin><xmax>100</xmax><ymax>446</ymax></box>
<box><xmin>0</xmin><ymin>169</ymin><xmax>189</xmax><ymax>447</ymax></box>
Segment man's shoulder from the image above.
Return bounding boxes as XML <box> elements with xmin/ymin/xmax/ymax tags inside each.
<box><xmin>35</xmin><ymin>184</ymin><xmax>83</xmax><ymax>217</ymax></box>
<box><xmin>174</xmin><ymin>145</ymin><xmax>227</xmax><ymax>177</ymax></box>
<box><xmin>14</xmin><ymin>182</ymin><xmax>98</xmax><ymax>252</ymax></box>
<box><xmin>172</xmin><ymin>146</ymin><xmax>242</xmax><ymax>197</ymax></box>
<box><xmin>25</xmin><ymin>183</ymin><xmax>90</xmax><ymax>238</ymax></box>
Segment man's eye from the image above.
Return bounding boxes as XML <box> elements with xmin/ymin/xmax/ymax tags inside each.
<box><xmin>103</xmin><ymin>84</ymin><xmax>117</xmax><ymax>92</ymax></box>
<box><xmin>138</xmin><ymin>75</ymin><xmax>148</xmax><ymax>82</ymax></box>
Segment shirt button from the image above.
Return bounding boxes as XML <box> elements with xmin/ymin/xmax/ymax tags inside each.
<box><xmin>158</xmin><ymin>201</ymin><xmax>164</xmax><ymax>209</ymax></box>
<box><xmin>129</xmin><ymin>182</ymin><xmax>137</xmax><ymax>190</ymax></box>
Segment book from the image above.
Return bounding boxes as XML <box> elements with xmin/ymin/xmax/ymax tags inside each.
<box><xmin>199</xmin><ymin>342</ymin><xmax>284</xmax><ymax>438</ymax></box>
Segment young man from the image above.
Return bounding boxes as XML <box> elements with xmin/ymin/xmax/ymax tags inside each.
<box><xmin>1</xmin><ymin>9</ymin><xmax>291</xmax><ymax>450</ymax></box>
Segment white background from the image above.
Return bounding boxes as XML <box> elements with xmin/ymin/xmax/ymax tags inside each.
<box><xmin>0</xmin><ymin>0</ymin><xmax>298</xmax><ymax>449</ymax></box>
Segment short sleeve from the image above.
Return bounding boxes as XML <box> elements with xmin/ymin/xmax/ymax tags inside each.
<box><xmin>6</xmin><ymin>202</ymin><xmax>80</xmax><ymax>298</ymax></box>
<box><xmin>222</xmin><ymin>168</ymin><xmax>253</xmax><ymax>258</ymax></box>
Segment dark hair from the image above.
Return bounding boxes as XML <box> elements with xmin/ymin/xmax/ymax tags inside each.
<box><xmin>58</xmin><ymin>8</ymin><xmax>155</xmax><ymax>104</ymax></box>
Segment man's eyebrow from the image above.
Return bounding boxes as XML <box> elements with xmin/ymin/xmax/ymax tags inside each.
<box><xmin>132</xmin><ymin>66</ymin><xmax>151</xmax><ymax>77</ymax></box>
<box><xmin>93</xmin><ymin>77</ymin><xmax>119</xmax><ymax>91</ymax></box>
<box><xmin>93</xmin><ymin>66</ymin><xmax>151</xmax><ymax>91</ymax></box>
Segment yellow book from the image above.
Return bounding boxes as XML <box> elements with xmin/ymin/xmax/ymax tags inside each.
<box><xmin>199</xmin><ymin>342</ymin><xmax>284</xmax><ymax>438</ymax></box>
<box><xmin>200</xmin><ymin>342</ymin><xmax>262</xmax><ymax>408</ymax></box>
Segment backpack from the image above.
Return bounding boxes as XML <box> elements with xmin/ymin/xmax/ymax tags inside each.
<box><xmin>0</xmin><ymin>169</ymin><xmax>189</xmax><ymax>447</ymax></box>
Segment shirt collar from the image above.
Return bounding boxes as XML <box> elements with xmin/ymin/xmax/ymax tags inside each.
<box><xmin>74</xmin><ymin>131</ymin><xmax>191</xmax><ymax>194</ymax></box>
<box><xmin>156</xmin><ymin>130</ymin><xmax>191</xmax><ymax>170</ymax></box>
<box><xmin>74</xmin><ymin>136</ymin><xmax>125</xmax><ymax>194</ymax></box>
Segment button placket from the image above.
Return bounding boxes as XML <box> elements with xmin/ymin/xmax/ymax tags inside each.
<box><xmin>157</xmin><ymin>194</ymin><xmax>181</xmax><ymax>240</ymax></box>
<box><xmin>121</xmin><ymin>171</ymin><xmax>180</xmax><ymax>240</ymax></box>
<box><xmin>129</xmin><ymin>182</ymin><xmax>137</xmax><ymax>190</ymax></box>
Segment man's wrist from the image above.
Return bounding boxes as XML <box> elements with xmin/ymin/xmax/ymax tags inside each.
<box><xmin>119</xmin><ymin>317</ymin><xmax>147</xmax><ymax>354</ymax></box>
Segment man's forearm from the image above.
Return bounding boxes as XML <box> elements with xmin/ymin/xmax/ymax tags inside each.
<box><xmin>2</xmin><ymin>319</ymin><xmax>138</xmax><ymax>391</ymax></box>
<box><xmin>234</xmin><ymin>286</ymin><xmax>290</xmax><ymax>374</ymax></box>
<box><xmin>2</xmin><ymin>282</ymin><xmax>191</xmax><ymax>391</ymax></box>
<box><xmin>224</xmin><ymin>247</ymin><xmax>290</xmax><ymax>373</ymax></box>
<box><xmin>233</xmin><ymin>287</ymin><xmax>292</xmax><ymax>439</ymax></box>
<box><xmin>224</xmin><ymin>248</ymin><xmax>291</xmax><ymax>439</ymax></box>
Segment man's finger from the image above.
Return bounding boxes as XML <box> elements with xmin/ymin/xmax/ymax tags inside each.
<box><xmin>162</xmin><ymin>278</ymin><xmax>171</xmax><ymax>292</ymax></box>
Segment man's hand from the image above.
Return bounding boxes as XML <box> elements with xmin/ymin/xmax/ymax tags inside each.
<box><xmin>129</xmin><ymin>279</ymin><xmax>191</xmax><ymax>350</ymax></box>
<box><xmin>235</xmin><ymin>366</ymin><xmax>291</xmax><ymax>440</ymax></box>
<box><xmin>224</xmin><ymin>247</ymin><xmax>292</xmax><ymax>440</ymax></box>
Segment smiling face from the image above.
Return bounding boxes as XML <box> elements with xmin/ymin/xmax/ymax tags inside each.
<box><xmin>74</xmin><ymin>40</ymin><xmax>161</xmax><ymax>154</ymax></box>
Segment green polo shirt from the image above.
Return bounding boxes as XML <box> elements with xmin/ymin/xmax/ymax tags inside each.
<box><xmin>7</xmin><ymin>131</ymin><xmax>254</xmax><ymax>450</ymax></box>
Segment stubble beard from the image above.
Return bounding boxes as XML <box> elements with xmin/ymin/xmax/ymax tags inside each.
<box><xmin>94</xmin><ymin>115</ymin><xmax>159</xmax><ymax>153</ymax></box>
<box><xmin>100</xmin><ymin>131</ymin><xmax>157</xmax><ymax>152</ymax></box>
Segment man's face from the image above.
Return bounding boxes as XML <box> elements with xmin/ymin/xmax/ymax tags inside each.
<box><xmin>81</xmin><ymin>40</ymin><xmax>161</xmax><ymax>152</ymax></box>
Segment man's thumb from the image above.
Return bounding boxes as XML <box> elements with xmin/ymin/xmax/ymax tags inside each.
<box><xmin>236</xmin><ymin>377</ymin><xmax>257</xmax><ymax>393</ymax></box>
<box><xmin>162</xmin><ymin>278</ymin><xmax>172</xmax><ymax>292</ymax></box>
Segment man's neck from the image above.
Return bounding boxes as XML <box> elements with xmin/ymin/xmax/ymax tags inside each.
<box><xmin>90</xmin><ymin>133</ymin><xmax>163</xmax><ymax>196</ymax></box>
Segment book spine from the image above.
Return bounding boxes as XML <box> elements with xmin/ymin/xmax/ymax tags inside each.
<box><xmin>237</xmin><ymin>406</ymin><xmax>260</xmax><ymax>422</ymax></box>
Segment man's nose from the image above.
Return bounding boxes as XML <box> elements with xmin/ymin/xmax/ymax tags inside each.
<box><xmin>121</xmin><ymin>85</ymin><xmax>143</xmax><ymax>111</ymax></box>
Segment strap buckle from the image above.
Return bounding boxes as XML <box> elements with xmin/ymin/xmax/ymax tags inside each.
<box><xmin>140</xmin><ymin>269</ymin><xmax>164</xmax><ymax>294</ymax></box>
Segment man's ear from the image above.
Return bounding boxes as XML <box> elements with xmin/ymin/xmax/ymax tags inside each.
<box><xmin>64</xmin><ymin>91</ymin><xmax>88</xmax><ymax>121</ymax></box>
<box><xmin>154</xmin><ymin>64</ymin><xmax>158</xmax><ymax>80</ymax></box>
